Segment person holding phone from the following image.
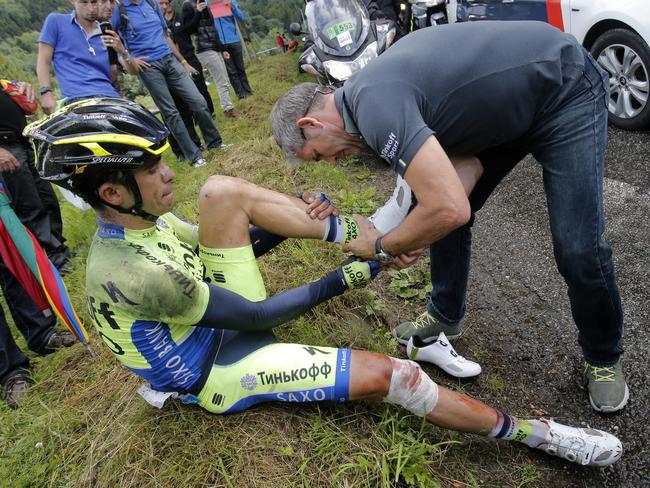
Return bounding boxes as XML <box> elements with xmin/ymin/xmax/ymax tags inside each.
<box><xmin>36</xmin><ymin>0</ymin><xmax>121</xmax><ymax>114</ymax></box>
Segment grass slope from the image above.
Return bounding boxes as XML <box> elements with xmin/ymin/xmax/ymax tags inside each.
<box><xmin>0</xmin><ymin>52</ymin><xmax>540</xmax><ymax>488</ymax></box>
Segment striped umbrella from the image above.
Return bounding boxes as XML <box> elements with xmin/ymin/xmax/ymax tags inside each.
<box><xmin>0</xmin><ymin>182</ymin><xmax>91</xmax><ymax>349</ymax></box>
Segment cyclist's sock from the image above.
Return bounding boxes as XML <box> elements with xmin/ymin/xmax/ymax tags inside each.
<box><xmin>488</xmin><ymin>410</ymin><xmax>549</xmax><ymax>448</ymax></box>
<box><xmin>323</xmin><ymin>215</ymin><xmax>359</xmax><ymax>244</ymax></box>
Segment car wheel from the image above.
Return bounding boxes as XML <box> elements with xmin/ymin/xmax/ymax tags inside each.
<box><xmin>590</xmin><ymin>28</ymin><xmax>650</xmax><ymax>130</ymax></box>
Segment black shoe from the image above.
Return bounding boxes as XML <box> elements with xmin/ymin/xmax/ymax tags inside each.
<box><xmin>3</xmin><ymin>371</ymin><xmax>33</xmax><ymax>409</ymax></box>
<box><xmin>37</xmin><ymin>330</ymin><xmax>77</xmax><ymax>355</ymax></box>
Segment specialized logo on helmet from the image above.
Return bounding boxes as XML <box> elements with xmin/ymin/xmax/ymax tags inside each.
<box><xmin>240</xmin><ymin>373</ymin><xmax>257</xmax><ymax>391</ymax></box>
<box><xmin>91</xmin><ymin>156</ymin><xmax>135</xmax><ymax>163</ymax></box>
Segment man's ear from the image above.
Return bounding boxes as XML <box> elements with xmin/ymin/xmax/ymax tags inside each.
<box><xmin>97</xmin><ymin>182</ymin><xmax>129</xmax><ymax>207</ymax></box>
<box><xmin>297</xmin><ymin>116</ymin><xmax>325</xmax><ymax>131</ymax></box>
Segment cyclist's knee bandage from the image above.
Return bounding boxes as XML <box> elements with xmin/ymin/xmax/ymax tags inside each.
<box><xmin>385</xmin><ymin>357</ymin><xmax>438</xmax><ymax>417</ymax></box>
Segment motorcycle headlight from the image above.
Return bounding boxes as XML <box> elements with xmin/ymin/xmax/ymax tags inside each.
<box><xmin>323</xmin><ymin>42</ymin><xmax>378</xmax><ymax>81</ymax></box>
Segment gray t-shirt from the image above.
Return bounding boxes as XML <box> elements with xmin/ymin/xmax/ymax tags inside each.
<box><xmin>335</xmin><ymin>21</ymin><xmax>586</xmax><ymax>175</ymax></box>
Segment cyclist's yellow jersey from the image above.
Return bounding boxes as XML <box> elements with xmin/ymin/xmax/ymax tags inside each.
<box><xmin>85</xmin><ymin>214</ymin><xmax>218</xmax><ymax>393</ymax></box>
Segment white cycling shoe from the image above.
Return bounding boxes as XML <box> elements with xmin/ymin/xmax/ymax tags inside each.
<box><xmin>406</xmin><ymin>332</ymin><xmax>482</xmax><ymax>378</ymax></box>
<box><xmin>538</xmin><ymin>418</ymin><xmax>623</xmax><ymax>466</ymax></box>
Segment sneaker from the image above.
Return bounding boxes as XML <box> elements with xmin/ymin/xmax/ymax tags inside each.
<box><xmin>3</xmin><ymin>371</ymin><xmax>33</xmax><ymax>409</ymax></box>
<box><xmin>392</xmin><ymin>310</ymin><xmax>462</xmax><ymax>345</ymax></box>
<box><xmin>407</xmin><ymin>332</ymin><xmax>481</xmax><ymax>378</ymax></box>
<box><xmin>537</xmin><ymin>418</ymin><xmax>622</xmax><ymax>466</ymax></box>
<box><xmin>223</xmin><ymin>108</ymin><xmax>239</xmax><ymax>118</ymax></box>
<box><xmin>215</xmin><ymin>143</ymin><xmax>233</xmax><ymax>150</ymax></box>
<box><xmin>191</xmin><ymin>157</ymin><xmax>207</xmax><ymax>168</ymax></box>
<box><xmin>38</xmin><ymin>329</ymin><xmax>77</xmax><ymax>355</ymax></box>
<box><xmin>584</xmin><ymin>360</ymin><xmax>629</xmax><ymax>413</ymax></box>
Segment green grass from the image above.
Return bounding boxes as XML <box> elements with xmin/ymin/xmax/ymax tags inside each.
<box><xmin>0</xmin><ymin>52</ymin><xmax>539</xmax><ymax>488</ymax></box>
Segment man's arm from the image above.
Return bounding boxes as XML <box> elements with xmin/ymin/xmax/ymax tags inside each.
<box><xmin>344</xmin><ymin>136</ymin><xmax>476</xmax><ymax>259</ymax></box>
<box><xmin>36</xmin><ymin>43</ymin><xmax>56</xmax><ymax>115</ymax></box>
<box><xmin>164</xmin><ymin>31</ymin><xmax>197</xmax><ymax>75</ymax></box>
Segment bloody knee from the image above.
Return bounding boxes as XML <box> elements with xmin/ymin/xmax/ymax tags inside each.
<box><xmin>384</xmin><ymin>357</ymin><xmax>439</xmax><ymax>417</ymax></box>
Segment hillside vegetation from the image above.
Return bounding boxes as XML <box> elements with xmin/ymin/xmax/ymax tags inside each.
<box><xmin>0</xmin><ymin>52</ymin><xmax>544</xmax><ymax>488</ymax></box>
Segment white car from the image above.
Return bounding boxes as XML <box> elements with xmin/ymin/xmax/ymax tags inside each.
<box><xmin>449</xmin><ymin>0</ymin><xmax>650</xmax><ymax>130</ymax></box>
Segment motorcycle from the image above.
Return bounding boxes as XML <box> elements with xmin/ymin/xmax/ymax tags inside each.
<box><xmin>399</xmin><ymin>0</ymin><xmax>449</xmax><ymax>31</ymax></box>
<box><xmin>290</xmin><ymin>0</ymin><xmax>396</xmax><ymax>86</ymax></box>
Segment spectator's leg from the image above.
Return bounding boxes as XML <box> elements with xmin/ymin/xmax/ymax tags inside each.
<box><xmin>170</xmin><ymin>88</ymin><xmax>202</xmax><ymax>149</ymax></box>
<box><xmin>196</xmin><ymin>50</ymin><xmax>234</xmax><ymax>112</ymax></box>
<box><xmin>187</xmin><ymin>57</ymin><xmax>215</xmax><ymax>115</ymax></box>
<box><xmin>163</xmin><ymin>56</ymin><xmax>223</xmax><ymax>149</ymax></box>
<box><xmin>224</xmin><ymin>44</ymin><xmax>245</xmax><ymax>99</ymax></box>
<box><xmin>0</xmin><ymin>262</ymin><xmax>56</xmax><ymax>354</ymax></box>
<box><xmin>139</xmin><ymin>56</ymin><xmax>202</xmax><ymax>163</ymax></box>
<box><xmin>0</xmin><ymin>303</ymin><xmax>30</xmax><ymax>387</ymax></box>
<box><xmin>228</xmin><ymin>41</ymin><xmax>252</xmax><ymax>96</ymax></box>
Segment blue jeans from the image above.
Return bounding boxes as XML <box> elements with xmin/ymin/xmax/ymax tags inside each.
<box><xmin>139</xmin><ymin>54</ymin><xmax>222</xmax><ymax>162</ymax></box>
<box><xmin>428</xmin><ymin>52</ymin><xmax>623</xmax><ymax>366</ymax></box>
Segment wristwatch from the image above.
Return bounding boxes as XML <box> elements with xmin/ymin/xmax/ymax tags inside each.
<box><xmin>39</xmin><ymin>86</ymin><xmax>52</xmax><ymax>96</ymax></box>
<box><xmin>374</xmin><ymin>237</ymin><xmax>394</xmax><ymax>264</ymax></box>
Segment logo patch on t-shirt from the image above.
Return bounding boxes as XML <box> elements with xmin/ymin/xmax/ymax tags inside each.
<box><xmin>380</xmin><ymin>132</ymin><xmax>399</xmax><ymax>162</ymax></box>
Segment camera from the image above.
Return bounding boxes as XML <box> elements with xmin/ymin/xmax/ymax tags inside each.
<box><xmin>99</xmin><ymin>21</ymin><xmax>112</xmax><ymax>35</ymax></box>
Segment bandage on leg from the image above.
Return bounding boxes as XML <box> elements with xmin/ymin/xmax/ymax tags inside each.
<box><xmin>384</xmin><ymin>357</ymin><xmax>439</xmax><ymax>417</ymax></box>
<box><xmin>368</xmin><ymin>175</ymin><xmax>413</xmax><ymax>234</ymax></box>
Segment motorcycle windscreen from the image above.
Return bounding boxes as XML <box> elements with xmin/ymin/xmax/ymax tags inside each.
<box><xmin>305</xmin><ymin>0</ymin><xmax>370</xmax><ymax>56</ymax></box>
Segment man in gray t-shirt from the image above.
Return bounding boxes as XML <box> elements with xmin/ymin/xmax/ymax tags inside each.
<box><xmin>270</xmin><ymin>20</ymin><xmax>628</xmax><ymax>414</ymax></box>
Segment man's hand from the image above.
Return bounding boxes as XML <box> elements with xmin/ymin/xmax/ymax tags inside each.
<box><xmin>41</xmin><ymin>91</ymin><xmax>57</xmax><ymax>115</ymax></box>
<box><xmin>131</xmin><ymin>57</ymin><xmax>151</xmax><ymax>73</ymax></box>
<box><xmin>0</xmin><ymin>148</ymin><xmax>20</xmax><ymax>173</ymax></box>
<box><xmin>196</xmin><ymin>0</ymin><xmax>207</xmax><ymax>11</ymax></box>
<box><xmin>101</xmin><ymin>29</ymin><xmax>127</xmax><ymax>55</ymax></box>
<box><xmin>342</xmin><ymin>214</ymin><xmax>381</xmax><ymax>260</ymax></box>
<box><xmin>391</xmin><ymin>249</ymin><xmax>424</xmax><ymax>269</ymax></box>
<box><xmin>339</xmin><ymin>259</ymin><xmax>381</xmax><ymax>290</ymax></box>
<box><xmin>223</xmin><ymin>51</ymin><xmax>230</xmax><ymax>61</ymax></box>
<box><xmin>16</xmin><ymin>82</ymin><xmax>36</xmax><ymax>105</ymax></box>
<box><xmin>183</xmin><ymin>62</ymin><xmax>198</xmax><ymax>76</ymax></box>
<box><xmin>300</xmin><ymin>191</ymin><xmax>338</xmax><ymax>220</ymax></box>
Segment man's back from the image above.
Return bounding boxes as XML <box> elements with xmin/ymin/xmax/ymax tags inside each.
<box><xmin>340</xmin><ymin>21</ymin><xmax>587</xmax><ymax>165</ymax></box>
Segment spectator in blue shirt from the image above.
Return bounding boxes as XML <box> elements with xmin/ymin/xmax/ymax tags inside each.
<box><xmin>111</xmin><ymin>0</ymin><xmax>226</xmax><ymax>167</ymax></box>
<box><xmin>213</xmin><ymin>0</ymin><xmax>252</xmax><ymax>99</ymax></box>
<box><xmin>37</xmin><ymin>0</ymin><xmax>121</xmax><ymax>114</ymax></box>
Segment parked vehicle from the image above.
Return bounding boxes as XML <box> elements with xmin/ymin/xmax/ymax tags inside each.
<box><xmin>400</xmin><ymin>0</ymin><xmax>449</xmax><ymax>31</ymax></box>
<box><xmin>419</xmin><ymin>0</ymin><xmax>650</xmax><ymax>130</ymax></box>
<box><xmin>291</xmin><ymin>0</ymin><xmax>397</xmax><ymax>85</ymax></box>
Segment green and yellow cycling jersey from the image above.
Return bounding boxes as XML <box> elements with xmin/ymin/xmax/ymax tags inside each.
<box><xmin>85</xmin><ymin>213</ymin><xmax>218</xmax><ymax>393</ymax></box>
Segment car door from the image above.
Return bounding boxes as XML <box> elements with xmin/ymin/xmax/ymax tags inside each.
<box><xmin>455</xmin><ymin>0</ymin><xmax>550</xmax><ymax>23</ymax></box>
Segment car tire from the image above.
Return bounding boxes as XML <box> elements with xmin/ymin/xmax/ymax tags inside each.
<box><xmin>590</xmin><ymin>28</ymin><xmax>650</xmax><ymax>130</ymax></box>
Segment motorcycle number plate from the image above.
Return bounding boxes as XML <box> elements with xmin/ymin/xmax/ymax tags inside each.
<box><xmin>337</xmin><ymin>31</ymin><xmax>353</xmax><ymax>48</ymax></box>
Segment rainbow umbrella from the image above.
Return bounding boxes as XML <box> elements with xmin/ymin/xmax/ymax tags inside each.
<box><xmin>0</xmin><ymin>182</ymin><xmax>91</xmax><ymax>349</ymax></box>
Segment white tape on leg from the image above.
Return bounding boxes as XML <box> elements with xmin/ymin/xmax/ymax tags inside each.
<box><xmin>384</xmin><ymin>357</ymin><xmax>439</xmax><ymax>417</ymax></box>
<box><xmin>368</xmin><ymin>175</ymin><xmax>413</xmax><ymax>234</ymax></box>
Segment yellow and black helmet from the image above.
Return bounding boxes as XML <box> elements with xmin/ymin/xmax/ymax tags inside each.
<box><xmin>24</xmin><ymin>97</ymin><xmax>169</xmax><ymax>193</ymax></box>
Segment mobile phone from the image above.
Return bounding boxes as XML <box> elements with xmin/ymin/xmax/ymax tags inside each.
<box><xmin>99</xmin><ymin>21</ymin><xmax>112</xmax><ymax>34</ymax></box>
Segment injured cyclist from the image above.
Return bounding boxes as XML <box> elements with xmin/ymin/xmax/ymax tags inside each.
<box><xmin>24</xmin><ymin>98</ymin><xmax>622</xmax><ymax>467</ymax></box>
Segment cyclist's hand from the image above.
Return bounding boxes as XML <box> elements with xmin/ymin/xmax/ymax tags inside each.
<box><xmin>300</xmin><ymin>191</ymin><xmax>338</xmax><ymax>220</ymax></box>
<box><xmin>338</xmin><ymin>258</ymin><xmax>381</xmax><ymax>290</ymax></box>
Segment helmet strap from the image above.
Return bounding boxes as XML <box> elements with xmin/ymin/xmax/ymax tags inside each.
<box><xmin>100</xmin><ymin>172</ymin><xmax>159</xmax><ymax>222</ymax></box>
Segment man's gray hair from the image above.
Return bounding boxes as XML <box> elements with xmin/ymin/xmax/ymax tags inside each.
<box><xmin>269</xmin><ymin>82</ymin><xmax>321</xmax><ymax>164</ymax></box>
